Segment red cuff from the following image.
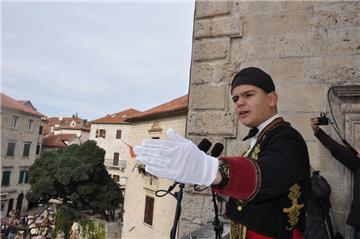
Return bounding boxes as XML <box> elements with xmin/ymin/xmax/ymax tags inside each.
<box><xmin>212</xmin><ymin>156</ymin><xmax>261</xmax><ymax>201</ymax></box>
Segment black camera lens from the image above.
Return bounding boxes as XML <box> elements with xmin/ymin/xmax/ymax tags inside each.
<box><xmin>316</xmin><ymin>113</ymin><xmax>329</xmax><ymax>125</ymax></box>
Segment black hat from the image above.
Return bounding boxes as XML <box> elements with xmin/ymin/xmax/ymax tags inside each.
<box><xmin>231</xmin><ymin>67</ymin><xmax>275</xmax><ymax>93</ymax></box>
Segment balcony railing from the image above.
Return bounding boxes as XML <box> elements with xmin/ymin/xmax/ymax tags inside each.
<box><xmin>104</xmin><ymin>159</ymin><xmax>127</xmax><ymax>170</ymax></box>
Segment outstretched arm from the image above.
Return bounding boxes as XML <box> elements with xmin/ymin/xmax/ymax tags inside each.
<box><xmin>311</xmin><ymin>118</ymin><xmax>360</xmax><ymax>172</ymax></box>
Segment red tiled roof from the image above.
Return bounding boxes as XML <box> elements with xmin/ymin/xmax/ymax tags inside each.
<box><xmin>1</xmin><ymin>93</ymin><xmax>43</xmax><ymax>117</ymax></box>
<box><xmin>43</xmin><ymin>117</ymin><xmax>61</xmax><ymax>135</ymax></box>
<box><xmin>42</xmin><ymin>134</ymin><xmax>67</xmax><ymax>148</ymax></box>
<box><xmin>43</xmin><ymin>116</ymin><xmax>90</xmax><ymax>135</ymax></box>
<box><xmin>58</xmin><ymin>126</ymin><xmax>91</xmax><ymax>131</ymax></box>
<box><xmin>126</xmin><ymin>95</ymin><xmax>188</xmax><ymax>122</ymax></box>
<box><xmin>42</xmin><ymin>133</ymin><xmax>77</xmax><ymax>148</ymax></box>
<box><xmin>59</xmin><ymin>133</ymin><xmax>77</xmax><ymax>141</ymax></box>
<box><xmin>91</xmin><ymin>108</ymin><xmax>141</xmax><ymax>124</ymax></box>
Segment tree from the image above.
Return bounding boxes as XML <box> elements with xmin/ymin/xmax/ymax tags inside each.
<box><xmin>28</xmin><ymin>140</ymin><xmax>123</xmax><ymax>221</ymax></box>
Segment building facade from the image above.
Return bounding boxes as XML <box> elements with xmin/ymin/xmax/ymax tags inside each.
<box><xmin>1</xmin><ymin>93</ymin><xmax>44</xmax><ymax>218</ymax></box>
<box><xmin>181</xmin><ymin>1</ymin><xmax>359</xmax><ymax>238</ymax></box>
<box><xmin>122</xmin><ymin>95</ymin><xmax>188</xmax><ymax>239</ymax></box>
<box><xmin>89</xmin><ymin>109</ymin><xmax>141</xmax><ymax>188</ymax></box>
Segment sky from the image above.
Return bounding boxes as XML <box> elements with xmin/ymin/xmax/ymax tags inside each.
<box><xmin>2</xmin><ymin>1</ymin><xmax>195</xmax><ymax>120</ymax></box>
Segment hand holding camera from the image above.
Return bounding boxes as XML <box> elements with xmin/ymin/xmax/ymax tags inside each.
<box><xmin>310</xmin><ymin>113</ymin><xmax>329</xmax><ymax>133</ymax></box>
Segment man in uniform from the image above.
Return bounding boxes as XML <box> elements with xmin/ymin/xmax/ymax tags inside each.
<box><xmin>134</xmin><ymin>67</ymin><xmax>310</xmax><ymax>239</ymax></box>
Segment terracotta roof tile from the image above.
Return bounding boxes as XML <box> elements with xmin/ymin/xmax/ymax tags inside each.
<box><xmin>42</xmin><ymin>134</ymin><xmax>67</xmax><ymax>148</ymax></box>
<box><xmin>1</xmin><ymin>93</ymin><xmax>43</xmax><ymax>117</ymax></box>
<box><xmin>42</xmin><ymin>134</ymin><xmax>77</xmax><ymax>148</ymax></box>
<box><xmin>59</xmin><ymin>134</ymin><xmax>77</xmax><ymax>141</ymax></box>
<box><xmin>43</xmin><ymin>116</ymin><xmax>91</xmax><ymax>135</ymax></box>
<box><xmin>91</xmin><ymin>108</ymin><xmax>141</xmax><ymax>124</ymax></box>
<box><xmin>126</xmin><ymin>95</ymin><xmax>188</xmax><ymax>121</ymax></box>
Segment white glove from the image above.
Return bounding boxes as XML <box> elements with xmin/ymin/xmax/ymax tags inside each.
<box><xmin>134</xmin><ymin>128</ymin><xmax>219</xmax><ymax>186</ymax></box>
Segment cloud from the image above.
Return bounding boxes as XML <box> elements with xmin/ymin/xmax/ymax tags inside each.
<box><xmin>2</xmin><ymin>2</ymin><xmax>194</xmax><ymax>120</ymax></box>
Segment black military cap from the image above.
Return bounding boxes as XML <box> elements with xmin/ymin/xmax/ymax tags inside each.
<box><xmin>231</xmin><ymin>67</ymin><xmax>275</xmax><ymax>93</ymax></box>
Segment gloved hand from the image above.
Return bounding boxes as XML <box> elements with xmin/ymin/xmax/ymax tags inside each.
<box><xmin>134</xmin><ymin>128</ymin><xmax>219</xmax><ymax>186</ymax></box>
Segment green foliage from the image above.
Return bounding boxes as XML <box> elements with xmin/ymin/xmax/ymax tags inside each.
<box><xmin>27</xmin><ymin>150</ymin><xmax>62</xmax><ymax>202</ymax></box>
<box><xmin>52</xmin><ymin>207</ymin><xmax>75</xmax><ymax>239</ymax></box>
<box><xmin>79</xmin><ymin>219</ymin><xmax>106</xmax><ymax>239</ymax></box>
<box><xmin>27</xmin><ymin>140</ymin><xmax>123</xmax><ymax>220</ymax></box>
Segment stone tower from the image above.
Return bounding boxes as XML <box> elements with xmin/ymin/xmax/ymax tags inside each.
<box><xmin>182</xmin><ymin>1</ymin><xmax>359</xmax><ymax>238</ymax></box>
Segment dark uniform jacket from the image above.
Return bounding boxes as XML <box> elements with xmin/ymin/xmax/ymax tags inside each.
<box><xmin>213</xmin><ymin>120</ymin><xmax>310</xmax><ymax>238</ymax></box>
<box><xmin>315</xmin><ymin>128</ymin><xmax>360</xmax><ymax>228</ymax></box>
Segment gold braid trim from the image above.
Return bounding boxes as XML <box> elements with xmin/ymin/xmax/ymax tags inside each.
<box><xmin>230</xmin><ymin>221</ymin><xmax>246</xmax><ymax>239</ymax></box>
<box><xmin>282</xmin><ymin>183</ymin><xmax>304</xmax><ymax>230</ymax></box>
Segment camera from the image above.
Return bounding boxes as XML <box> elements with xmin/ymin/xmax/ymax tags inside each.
<box><xmin>316</xmin><ymin>113</ymin><xmax>329</xmax><ymax>125</ymax></box>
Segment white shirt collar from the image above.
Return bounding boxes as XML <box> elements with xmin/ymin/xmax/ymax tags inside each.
<box><xmin>248</xmin><ymin>113</ymin><xmax>281</xmax><ymax>150</ymax></box>
<box><xmin>255</xmin><ymin>113</ymin><xmax>281</xmax><ymax>138</ymax></box>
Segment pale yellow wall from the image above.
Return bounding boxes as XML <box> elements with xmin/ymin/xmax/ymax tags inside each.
<box><xmin>122</xmin><ymin>115</ymin><xmax>186</xmax><ymax>239</ymax></box>
<box><xmin>1</xmin><ymin>108</ymin><xmax>43</xmax><ymax>218</ymax></box>
<box><xmin>89</xmin><ymin>123</ymin><xmax>133</xmax><ymax>187</ymax></box>
<box><xmin>53</xmin><ymin>128</ymin><xmax>90</xmax><ymax>141</ymax></box>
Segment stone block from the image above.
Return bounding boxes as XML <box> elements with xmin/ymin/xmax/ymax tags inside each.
<box><xmin>195</xmin><ymin>1</ymin><xmax>231</xmax><ymax>19</ymax></box>
<box><xmin>220</xmin><ymin>60</ymin><xmax>242</xmax><ymax>84</ymax></box>
<box><xmin>190</xmin><ymin>62</ymin><xmax>219</xmax><ymax>85</ymax></box>
<box><xmin>194</xmin><ymin>15</ymin><xmax>242</xmax><ymax>39</ymax></box>
<box><xmin>189</xmin><ymin>84</ymin><xmax>227</xmax><ymax>110</ymax></box>
<box><xmin>279</xmin><ymin>112</ymin><xmax>318</xmax><ymax>141</ymax></box>
<box><xmin>242</xmin><ymin>9</ymin><xmax>313</xmax><ymax>37</ymax></box>
<box><xmin>232</xmin><ymin>1</ymin><xmax>282</xmax><ymax>16</ymax></box>
<box><xmin>187</xmin><ymin>110</ymin><xmax>236</xmax><ymax>135</ymax></box>
<box><xmin>312</xmin><ymin>2</ymin><xmax>360</xmax><ymax>29</ymax></box>
<box><xmin>226</xmin><ymin>137</ymin><xmax>249</xmax><ymax>156</ymax></box>
<box><xmin>307</xmin><ymin>141</ymin><xmax>322</xmax><ymax>170</ymax></box>
<box><xmin>190</xmin><ymin>61</ymin><xmax>241</xmax><ymax>85</ymax></box>
<box><xmin>277</xmin><ymin>83</ymin><xmax>328</xmax><ymax>112</ymax></box>
<box><xmin>193</xmin><ymin>38</ymin><xmax>229</xmax><ymax>62</ymax></box>
<box><xmin>238</xmin><ymin>55</ymin><xmax>360</xmax><ymax>86</ymax></box>
<box><xmin>180</xmin><ymin>192</ymin><xmax>212</xmax><ymax>237</ymax></box>
<box><xmin>230</xmin><ymin>31</ymin><xmax>313</xmax><ymax>60</ymax></box>
<box><xmin>313</xmin><ymin>26</ymin><xmax>360</xmax><ymax>56</ymax></box>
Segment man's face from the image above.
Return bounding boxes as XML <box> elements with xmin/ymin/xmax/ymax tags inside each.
<box><xmin>231</xmin><ymin>84</ymin><xmax>277</xmax><ymax>128</ymax></box>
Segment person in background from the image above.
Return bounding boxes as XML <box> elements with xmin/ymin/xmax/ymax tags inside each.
<box><xmin>311</xmin><ymin>117</ymin><xmax>360</xmax><ymax>239</ymax></box>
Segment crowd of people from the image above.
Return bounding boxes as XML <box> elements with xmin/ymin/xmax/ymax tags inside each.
<box><xmin>1</xmin><ymin>208</ymin><xmax>55</xmax><ymax>239</ymax></box>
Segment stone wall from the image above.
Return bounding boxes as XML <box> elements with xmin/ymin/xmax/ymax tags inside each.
<box><xmin>182</xmin><ymin>1</ymin><xmax>359</xmax><ymax>238</ymax></box>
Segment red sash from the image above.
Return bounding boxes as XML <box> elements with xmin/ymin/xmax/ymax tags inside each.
<box><xmin>246</xmin><ymin>227</ymin><xmax>304</xmax><ymax>239</ymax></box>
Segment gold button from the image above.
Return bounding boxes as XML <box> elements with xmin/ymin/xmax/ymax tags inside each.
<box><xmin>237</xmin><ymin>206</ymin><xmax>242</xmax><ymax>211</ymax></box>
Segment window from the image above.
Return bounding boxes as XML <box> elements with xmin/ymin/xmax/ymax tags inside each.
<box><xmin>11</xmin><ymin>116</ymin><xmax>19</xmax><ymax>128</ymax></box>
<box><xmin>113</xmin><ymin>153</ymin><xmax>119</xmax><ymax>166</ymax></box>
<box><xmin>95</xmin><ymin>129</ymin><xmax>106</xmax><ymax>138</ymax></box>
<box><xmin>144</xmin><ymin>196</ymin><xmax>154</xmax><ymax>226</ymax></box>
<box><xmin>38</xmin><ymin>126</ymin><xmax>43</xmax><ymax>135</ymax></box>
<box><xmin>36</xmin><ymin>144</ymin><xmax>41</xmax><ymax>155</ymax></box>
<box><xmin>1</xmin><ymin>171</ymin><xmax>11</xmax><ymax>186</ymax></box>
<box><xmin>23</xmin><ymin>143</ymin><xmax>31</xmax><ymax>157</ymax></box>
<box><xmin>112</xmin><ymin>175</ymin><xmax>120</xmax><ymax>182</ymax></box>
<box><xmin>116</xmin><ymin>130</ymin><xmax>122</xmax><ymax>139</ymax></box>
<box><xmin>18</xmin><ymin>170</ymin><xmax>29</xmax><ymax>184</ymax></box>
<box><xmin>6</xmin><ymin>142</ymin><xmax>16</xmax><ymax>156</ymax></box>
<box><xmin>27</xmin><ymin>120</ymin><xmax>33</xmax><ymax>131</ymax></box>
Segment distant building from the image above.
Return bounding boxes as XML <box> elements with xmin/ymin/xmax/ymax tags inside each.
<box><xmin>41</xmin><ymin>133</ymin><xmax>79</xmax><ymax>151</ymax></box>
<box><xmin>122</xmin><ymin>95</ymin><xmax>188</xmax><ymax>239</ymax></box>
<box><xmin>0</xmin><ymin>93</ymin><xmax>44</xmax><ymax>218</ymax></box>
<box><xmin>42</xmin><ymin>114</ymin><xmax>91</xmax><ymax>149</ymax></box>
<box><xmin>89</xmin><ymin>108</ymin><xmax>141</xmax><ymax>188</ymax></box>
